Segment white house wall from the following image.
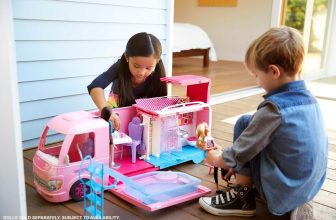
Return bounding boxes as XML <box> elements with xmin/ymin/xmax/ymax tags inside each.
<box><xmin>12</xmin><ymin>0</ymin><xmax>171</xmax><ymax>148</ymax></box>
<box><xmin>174</xmin><ymin>0</ymin><xmax>273</xmax><ymax>62</ymax></box>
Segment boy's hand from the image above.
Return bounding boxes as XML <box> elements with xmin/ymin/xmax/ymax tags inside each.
<box><xmin>223</xmin><ymin>168</ymin><xmax>234</xmax><ymax>182</ymax></box>
<box><xmin>205</xmin><ymin>149</ymin><xmax>222</xmax><ymax>167</ymax></box>
<box><xmin>205</xmin><ymin>148</ymin><xmax>231</xmax><ymax>170</ymax></box>
<box><xmin>110</xmin><ymin>113</ymin><xmax>120</xmax><ymax>131</ymax></box>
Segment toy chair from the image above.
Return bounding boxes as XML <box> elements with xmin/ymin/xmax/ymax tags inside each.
<box><xmin>123</xmin><ymin>116</ymin><xmax>145</xmax><ymax>163</ymax></box>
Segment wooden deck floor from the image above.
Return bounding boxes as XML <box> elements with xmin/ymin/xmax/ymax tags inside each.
<box><xmin>23</xmin><ymin>93</ymin><xmax>336</xmax><ymax>220</ymax></box>
<box><xmin>172</xmin><ymin>57</ymin><xmax>258</xmax><ymax>94</ymax></box>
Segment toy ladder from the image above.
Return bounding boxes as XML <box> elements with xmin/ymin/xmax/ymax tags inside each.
<box><xmin>79</xmin><ymin>156</ymin><xmax>117</xmax><ymax>219</ymax></box>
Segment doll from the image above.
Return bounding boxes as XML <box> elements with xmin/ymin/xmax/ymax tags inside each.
<box><xmin>196</xmin><ymin>122</ymin><xmax>215</xmax><ymax>150</ymax></box>
<box><xmin>101</xmin><ymin>106</ymin><xmax>118</xmax><ymax>167</ymax></box>
<box><xmin>196</xmin><ymin>123</ymin><xmax>229</xmax><ymax>193</ymax></box>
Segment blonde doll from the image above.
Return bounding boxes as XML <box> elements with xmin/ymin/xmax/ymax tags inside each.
<box><xmin>196</xmin><ymin>122</ymin><xmax>215</xmax><ymax>150</ymax></box>
<box><xmin>196</xmin><ymin>123</ymin><xmax>233</xmax><ymax>192</ymax></box>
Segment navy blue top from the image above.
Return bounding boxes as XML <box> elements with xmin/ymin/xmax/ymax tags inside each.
<box><xmin>87</xmin><ymin>59</ymin><xmax>154</xmax><ymax>99</ymax></box>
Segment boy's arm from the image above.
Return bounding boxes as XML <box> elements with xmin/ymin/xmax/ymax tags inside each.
<box><xmin>223</xmin><ymin>103</ymin><xmax>281</xmax><ymax>171</ymax></box>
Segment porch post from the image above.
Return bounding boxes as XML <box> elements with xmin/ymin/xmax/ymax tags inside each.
<box><xmin>0</xmin><ymin>0</ymin><xmax>27</xmax><ymax>216</ymax></box>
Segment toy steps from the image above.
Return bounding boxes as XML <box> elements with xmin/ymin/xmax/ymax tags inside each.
<box><xmin>79</xmin><ymin>156</ymin><xmax>110</xmax><ymax>219</ymax></box>
<box><xmin>84</xmin><ymin>161</ymin><xmax>105</xmax><ymax>218</ymax></box>
<box><xmin>86</xmin><ymin>193</ymin><xmax>103</xmax><ymax>207</ymax></box>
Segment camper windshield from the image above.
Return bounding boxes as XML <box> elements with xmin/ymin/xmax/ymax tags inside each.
<box><xmin>39</xmin><ymin>126</ymin><xmax>65</xmax><ymax>159</ymax></box>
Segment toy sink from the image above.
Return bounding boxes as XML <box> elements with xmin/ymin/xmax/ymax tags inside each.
<box><xmin>106</xmin><ymin>169</ymin><xmax>211</xmax><ymax>211</ymax></box>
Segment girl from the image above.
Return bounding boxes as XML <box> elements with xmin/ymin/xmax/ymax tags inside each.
<box><xmin>87</xmin><ymin>32</ymin><xmax>167</xmax><ymax>130</ymax></box>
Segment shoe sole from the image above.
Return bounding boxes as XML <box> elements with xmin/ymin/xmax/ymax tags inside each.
<box><xmin>199</xmin><ymin>198</ymin><xmax>256</xmax><ymax>217</ymax></box>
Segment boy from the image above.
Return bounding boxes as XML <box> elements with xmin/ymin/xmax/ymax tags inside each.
<box><xmin>198</xmin><ymin>27</ymin><xmax>328</xmax><ymax>219</ymax></box>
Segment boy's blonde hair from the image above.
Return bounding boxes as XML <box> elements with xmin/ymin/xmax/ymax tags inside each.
<box><xmin>245</xmin><ymin>26</ymin><xmax>305</xmax><ymax>76</ymax></box>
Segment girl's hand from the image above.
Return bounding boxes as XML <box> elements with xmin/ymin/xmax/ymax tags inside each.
<box><xmin>110</xmin><ymin>113</ymin><xmax>120</xmax><ymax>131</ymax></box>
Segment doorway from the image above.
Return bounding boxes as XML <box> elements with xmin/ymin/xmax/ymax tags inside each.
<box><xmin>282</xmin><ymin>0</ymin><xmax>331</xmax><ymax>80</ymax></box>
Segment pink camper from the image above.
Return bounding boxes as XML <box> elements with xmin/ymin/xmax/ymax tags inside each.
<box><xmin>33</xmin><ymin>75</ymin><xmax>212</xmax><ymax>204</ymax></box>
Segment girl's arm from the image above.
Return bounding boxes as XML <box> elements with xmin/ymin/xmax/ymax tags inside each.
<box><xmin>89</xmin><ymin>87</ymin><xmax>109</xmax><ymax>111</ymax></box>
<box><xmin>91</xmin><ymin>88</ymin><xmax>120</xmax><ymax>130</ymax></box>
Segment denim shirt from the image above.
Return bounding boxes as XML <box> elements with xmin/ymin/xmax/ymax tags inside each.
<box><xmin>259</xmin><ymin>80</ymin><xmax>328</xmax><ymax>215</ymax></box>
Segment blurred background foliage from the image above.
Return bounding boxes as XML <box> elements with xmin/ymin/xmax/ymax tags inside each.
<box><xmin>285</xmin><ymin>0</ymin><xmax>328</xmax><ymax>52</ymax></box>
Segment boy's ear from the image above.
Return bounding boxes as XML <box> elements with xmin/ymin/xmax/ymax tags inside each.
<box><xmin>268</xmin><ymin>64</ymin><xmax>281</xmax><ymax>79</ymax></box>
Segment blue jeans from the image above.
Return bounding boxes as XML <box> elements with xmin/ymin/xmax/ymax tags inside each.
<box><xmin>233</xmin><ymin>114</ymin><xmax>265</xmax><ymax>200</ymax></box>
<box><xmin>233</xmin><ymin>115</ymin><xmax>252</xmax><ymax>142</ymax></box>
<box><xmin>233</xmin><ymin>114</ymin><xmax>253</xmax><ymax>176</ymax></box>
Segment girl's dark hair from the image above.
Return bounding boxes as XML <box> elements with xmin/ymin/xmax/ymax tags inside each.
<box><xmin>114</xmin><ymin>32</ymin><xmax>167</xmax><ymax>107</ymax></box>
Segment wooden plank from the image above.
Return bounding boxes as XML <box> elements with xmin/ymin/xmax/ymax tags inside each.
<box><xmin>19</xmin><ymin>76</ymin><xmax>94</xmax><ymax>102</ymax></box>
<box><xmin>329</xmin><ymin>151</ymin><xmax>336</xmax><ymax>160</ymax></box>
<box><xmin>327</xmin><ymin>168</ymin><xmax>336</xmax><ymax>181</ymax></box>
<box><xmin>313</xmin><ymin>202</ymin><xmax>336</xmax><ymax>220</ymax></box>
<box><xmin>70</xmin><ymin>0</ymin><xmax>167</xmax><ymax>9</ymax></box>
<box><xmin>172</xmin><ymin>58</ymin><xmax>257</xmax><ymax>94</ymax></box>
<box><xmin>13</xmin><ymin>0</ymin><xmax>166</xmax><ymax>24</ymax></box>
<box><xmin>23</xmin><ymin>134</ymin><xmax>65</xmax><ymax>150</ymax></box>
<box><xmin>21</xmin><ymin>118</ymin><xmax>50</xmax><ymax>141</ymax></box>
<box><xmin>20</xmin><ymin>94</ymin><xmax>96</xmax><ymax>122</ymax></box>
<box><xmin>328</xmin><ymin>158</ymin><xmax>336</xmax><ymax>170</ymax></box>
<box><xmin>314</xmin><ymin>189</ymin><xmax>336</xmax><ymax>209</ymax></box>
<box><xmin>23</xmin><ymin>148</ymin><xmax>36</xmax><ymax>161</ymax></box>
<box><xmin>26</xmin><ymin>184</ymin><xmax>77</xmax><ymax>216</ymax></box>
<box><xmin>16</xmin><ymin>40</ymin><xmax>167</xmax><ymax>62</ymax></box>
<box><xmin>321</xmin><ymin>179</ymin><xmax>336</xmax><ymax>194</ymax></box>
<box><xmin>14</xmin><ymin>20</ymin><xmax>165</xmax><ymax>41</ymax></box>
<box><xmin>173</xmin><ymin>48</ymin><xmax>210</xmax><ymax>67</ymax></box>
<box><xmin>17</xmin><ymin>57</ymin><xmax>115</xmax><ymax>82</ymax></box>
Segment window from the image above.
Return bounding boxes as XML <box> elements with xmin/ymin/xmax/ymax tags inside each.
<box><xmin>282</xmin><ymin>0</ymin><xmax>330</xmax><ymax>79</ymax></box>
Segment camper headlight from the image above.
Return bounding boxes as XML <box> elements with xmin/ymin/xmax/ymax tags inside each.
<box><xmin>48</xmin><ymin>179</ymin><xmax>62</xmax><ymax>191</ymax></box>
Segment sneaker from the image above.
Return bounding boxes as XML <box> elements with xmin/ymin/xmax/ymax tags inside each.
<box><xmin>290</xmin><ymin>202</ymin><xmax>313</xmax><ymax>220</ymax></box>
<box><xmin>199</xmin><ymin>185</ymin><xmax>256</xmax><ymax>217</ymax></box>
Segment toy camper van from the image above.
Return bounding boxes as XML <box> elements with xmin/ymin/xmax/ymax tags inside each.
<box><xmin>33</xmin><ymin>75</ymin><xmax>212</xmax><ymax>203</ymax></box>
